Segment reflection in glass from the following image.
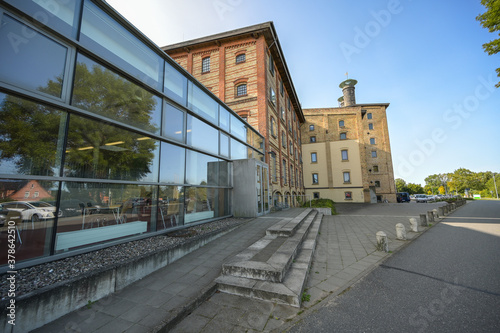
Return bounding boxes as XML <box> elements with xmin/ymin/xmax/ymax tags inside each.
<box><xmin>4</xmin><ymin>0</ymin><xmax>81</xmax><ymax>38</ymax></box>
<box><xmin>185</xmin><ymin>150</ymin><xmax>219</xmax><ymax>186</ymax></box>
<box><xmin>231</xmin><ymin>139</ymin><xmax>247</xmax><ymax>160</ymax></box>
<box><xmin>219</xmin><ymin>107</ymin><xmax>230</xmax><ymax>132</ymax></box>
<box><xmin>158</xmin><ymin>186</ymin><xmax>184</xmax><ymax>230</ymax></box>
<box><xmin>163</xmin><ymin>103</ymin><xmax>184</xmax><ymax>143</ymax></box>
<box><xmin>185</xmin><ymin>187</ymin><xmax>229</xmax><ymax>223</ymax></box>
<box><xmin>0</xmin><ymin>14</ymin><xmax>68</xmax><ymax>98</ymax></box>
<box><xmin>188</xmin><ymin>82</ymin><xmax>218</xmax><ymax>125</ymax></box>
<box><xmin>218</xmin><ymin>160</ymin><xmax>230</xmax><ymax>187</ymax></box>
<box><xmin>230</xmin><ymin>114</ymin><xmax>247</xmax><ymax>142</ymax></box>
<box><xmin>186</xmin><ymin>115</ymin><xmax>218</xmax><ymax>155</ymax></box>
<box><xmin>164</xmin><ymin>61</ymin><xmax>187</xmax><ymax>106</ymax></box>
<box><xmin>72</xmin><ymin>54</ymin><xmax>161</xmax><ymax>134</ymax></box>
<box><xmin>55</xmin><ymin>182</ymin><xmax>155</xmax><ymax>252</ymax></box>
<box><xmin>0</xmin><ymin>179</ymin><xmax>57</xmax><ymax>263</ymax></box>
<box><xmin>220</xmin><ymin>133</ymin><xmax>229</xmax><ymax>158</ymax></box>
<box><xmin>64</xmin><ymin>115</ymin><xmax>159</xmax><ymax>182</ymax></box>
<box><xmin>0</xmin><ymin>93</ymin><xmax>66</xmax><ymax>176</ymax></box>
<box><xmin>80</xmin><ymin>1</ymin><xmax>163</xmax><ymax>90</ymax></box>
<box><xmin>159</xmin><ymin>142</ymin><xmax>185</xmax><ymax>184</ymax></box>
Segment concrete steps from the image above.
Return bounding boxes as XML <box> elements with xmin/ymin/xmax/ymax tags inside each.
<box><xmin>216</xmin><ymin>209</ymin><xmax>323</xmax><ymax>307</ymax></box>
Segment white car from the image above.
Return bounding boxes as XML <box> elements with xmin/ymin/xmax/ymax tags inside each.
<box><xmin>415</xmin><ymin>194</ymin><xmax>428</xmax><ymax>203</ymax></box>
<box><xmin>2</xmin><ymin>201</ymin><xmax>55</xmax><ymax>222</ymax></box>
<box><xmin>426</xmin><ymin>195</ymin><xmax>436</xmax><ymax>202</ymax></box>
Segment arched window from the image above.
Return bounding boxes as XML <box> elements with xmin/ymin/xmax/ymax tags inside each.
<box><xmin>236</xmin><ymin>83</ymin><xmax>247</xmax><ymax>96</ymax></box>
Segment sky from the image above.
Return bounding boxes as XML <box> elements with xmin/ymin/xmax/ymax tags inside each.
<box><xmin>106</xmin><ymin>0</ymin><xmax>499</xmax><ymax>186</ymax></box>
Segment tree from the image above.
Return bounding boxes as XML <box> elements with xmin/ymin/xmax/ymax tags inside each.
<box><xmin>407</xmin><ymin>183</ymin><xmax>424</xmax><ymax>195</ymax></box>
<box><xmin>395</xmin><ymin>178</ymin><xmax>409</xmax><ymax>193</ymax></box>
<box><xmin>477</xmin><ymin>0</ymin><xmax>500</xmax><ymax>87</ymax></box>
<box><xmin>425</xmin><ymin>173</ymin><xmax>451</xmax><ymax>194</ymax></box>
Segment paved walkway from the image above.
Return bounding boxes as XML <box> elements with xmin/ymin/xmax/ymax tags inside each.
<box><xmin>33</xmin><ymin>203</ymin><xmax>445</xmax><ymax>333</ymax></box>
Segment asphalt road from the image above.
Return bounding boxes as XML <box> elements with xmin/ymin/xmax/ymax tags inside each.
<box><xmin>289</xmin><ymin>200</ymin><xmax>500</xmax><ymax>333</ymax></box>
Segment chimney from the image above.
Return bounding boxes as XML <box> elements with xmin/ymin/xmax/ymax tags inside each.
<box><xmin>339</xmin><ymin>79</ymin><xmax>357</xmax><ymax>106</ymax></box>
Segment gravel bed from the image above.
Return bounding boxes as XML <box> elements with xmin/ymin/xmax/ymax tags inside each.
<box><xmin>0</xmin><ymin>217</ymin><xmax>248</xmax><ymax>301</ymax></box>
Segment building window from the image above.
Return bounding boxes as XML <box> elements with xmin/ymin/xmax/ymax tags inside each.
<box><xmin>290</xmin><ymin>140</ymin><xmax>293</xmax><ymax>153</ymax></box>
<box><xmin>371</xmin><ymin>150</ymin><xmax>377</xmax><ymax>158</ymax></box>
<box><xmin>269</xmin><ymin>86</ymin><xmax>276</xmax><ymax>105</ymax></box>
<box><xmin>271</xmin><ymin>153</ymin><xmax>277</xmax><ymax>182</ymax></box>
<box><xmin>370</xmin><ymin>138</ymin><xmax>376</xmax><ymax>145</ymax></box>
<box><xmin>340</xmin><ymin>133</ymin><xmax>347</xmax><ymax>140</ymax></box>
<box><xmin>373</xmin><ymin>165</ymin><xmax>379</xmax><ymax>172</ymax></box>
<box><xmin>236</xmin><ymin>53</ymin><xmax>246</xmax><ymax>64</ymax></box>
<box><xmin>24</xmin><ymin>191</ymin><xmax>30</xmax><ymax>198</ymax></box>
<box><xmin>375</xmin><ymin>180</ymin><xmax>381</xmax><ymax>187</ymax></box>
<box><xmin>271</xmin><ymin>117</ymin><xmax>277</xmax><ymax>138</ymax></box>
<box><xmin>282</xmin><ymin>132</ymin><xmax>286</xmax><ymax>148</ymax></box>
<box><xmin>369</xmin><ymin>123</ymin><xmax>374</xmax><ymax>130</ymax></box>
<box><xmin>367</xmin><ymin>113</ymin><xmax>373</xmax><ymax>119</ymax></box>
<box><xmin>280</xmin><ymin>80</ymin><xmax>284</xmax><ymax>96</ymax></box>
<box><xmin>312</xmin><ymin>173</ymin><xmax>319</xmax><ymax>184</ymax></box>
<box><xmin>310</xmin><ymin>136</ymin><xmax>316</xmax><ymax>143</ymax></box>
<box><xmin>34</xmin><ymin>191</ymin><xmax>39</xmax><ymax>198</ymax></box>
<box><xmin>309</xmin><ymin>124</ymin><xmax>314</xmax><ymax>131</ymax></box>
<box><xmin>283</xmin><ymin>159</ymin><xmax>287</xmax><ymax>183</ymax></box>
<box><xmin>269</xmin><ymin>53</ymin><xmax>274</xmax><ymax>75</ymax></box>
<box><xmin>343</xmin><ymin>171</ymin><xmax>351</xmax><ymax>183</ymax></box>
<box><xmin>311</xmin><ymin>152</ymin><xmax>317</xmax><ymax>163</ymax></box>
<box><xmin>202</xmin><ymin>57</ymin><xmax>210</xmax><ymax>73</ymax></box>
<box><xmin>236</xmin><ymin>83</ymin><xmax>247</xmax><ymax>96</ymax></box>
<box><xmin>288</xmin><ymin>97</ymin><xmax>291</xmax><ymax>110</ymax></box>
<box><xmin>339</xmin><ymin>120</ymin><xmax>345</xmax><ymax>127</ymax></box>
<box><xmin>345</xmin><ymin>192</ymin><xmax>352</xmax><ymax>200</ymax></box>
<box><xmin>313</xmin><ymin>192</ymin><xmax>320</xmax><ymax>199</ymax></box>
<box><xmin>341</xmin><ymin>150</ymin><xmax>348</xmax><ymax>161</ymax></box>
<box><xmin>281</xmin><ymin>107</ymin><xmax>285</xmax><ymax>120</ymax></box>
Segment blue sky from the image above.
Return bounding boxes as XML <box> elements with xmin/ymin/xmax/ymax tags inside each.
<box><xmin>107</xmin><ymin>0</ymin><xmax>499</xmax><ymax>186</ymax></box>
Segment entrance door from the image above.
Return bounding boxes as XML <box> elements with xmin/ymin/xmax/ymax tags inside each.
<box><xmin>256</xmin><ymin>162</ymin><xmax>270</xmax><ymax>216</ymax></box>
<box><xmin>369</xmin><ymin>186</ymin><xmax>377</xmax><ymax>203</ymax></box>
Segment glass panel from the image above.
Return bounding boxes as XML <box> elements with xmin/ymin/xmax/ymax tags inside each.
<box><xmin>186</xmin><ymin>115</ymin><xmax>219</xmax><ymax>155</ymax></box>
<box><xmin>55</xmin><ymin>182</ymin><xmax>155</xmax><ymax>252</ymax></box>
<box><xmin>72</xmin><ymin>54</ymin><xmax>161</xmax><ymax>134</ymax></box>
<box><xmin>0</xmin><ymin>179</ymin><xmax>57</xmax><ymax>265</ymax></box>
<box><xmin>252</xmin><ymin>131</ymin><xmax>264</xmax><ymax>152</ymax></box>
<box><xmin>220</xmin><ymin>132</ymin><xmax>229</xmax><ymax>158</ymax></box>
<box><xmin>188</xmin><ymin>82</ymin><xmax>218</xmax><ymax>125</ymax></box>
<box><xmin>4</xmin><ymin>0</ymin><xmax>81</xmax><ymax>38</ymax></box>
<box><xmin>164</xmin><ymin>61</ymin><xmax>187</xmax><ymax>106</ymax></box>
<box><xmin>231</xmin><ymin>139</ymin><xmax>247</xmax><ymax>160</ymax></box>
<box><xmin>64</xmin><ymin>115</ymin><xmax>159</xmax><ymax>182</ymax></box>
<box><xmin>159</xmin><ymin>142</ymin><xmax>185</xmax><ymax>184</ymax></box>
<box><xmin>80</xmin><ymin>1</ymin><xmax>162</xmax><ymax>90</ymax></box>
<box><xmin>230</xmin><ymin>114</ymin><xmax>247</xmax><ymax>142</ymax></box>
<box><xmin>0</xmin><ymin>14</ymin><xmax>67</xmax><ymax>98</ymax></box>
<box><xmin>219</xmin><ymin>107</ymin><xmax>230</xmax><ymax>132</ymax></box>
<box><xmin>163</xmin><ymin>103</ymin><xmax>184</xmax><ymax>143</ymax></box>
<box><xmin>257</xmin><ymin>165</ymin><xmax>262</xmax><ymax>213</ymax></box>
<box><xmin>0</xmin><ymin>93</ymin><xmax>66</xmax><ymax>176</ymax></box>
<box><xmin>263</xmin><ymin>167</ymin><xmax>269</xmax><ymax>212</ymax></box>
<box><xmin>185</xmin><ymin>150</ymin><xmax>219</xmax><ymax>186</ymax></box>
<box><xmin>185</xmin><ymin>187</ymin><xmax>228</xmax><ymax>223</ymax></box>
<box><xmin>158</xmin><ymin>186</ymin><xmax>184</xmax><ymax>230</ymax></box>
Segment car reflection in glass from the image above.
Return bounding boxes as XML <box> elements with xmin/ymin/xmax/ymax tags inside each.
<box><xmin>1</xmin><ymin>201</ymin><xmax>55</xmax><ymax>222</ymax></box>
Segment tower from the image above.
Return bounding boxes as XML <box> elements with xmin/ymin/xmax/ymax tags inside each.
<box><xmin>339</xmin><ymin>79</ymin><xmax>357</xmax><ymax>106</ymax></box>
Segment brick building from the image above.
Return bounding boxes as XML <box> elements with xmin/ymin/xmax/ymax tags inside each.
<box><xmin>301</xmin><ymin>79</ymin><xmax>397</xmax><ymax>203</ymax></box>
<box><xmin>162</xmin><ymin>22</ymin><xmax>305</xmax><ymax>207</ymax></box>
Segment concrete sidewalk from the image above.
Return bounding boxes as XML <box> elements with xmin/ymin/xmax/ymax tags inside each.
<box><xmin>33</xmin><ymin>204</ymin><xmax>442</xmax><ymax>333</ymax></box>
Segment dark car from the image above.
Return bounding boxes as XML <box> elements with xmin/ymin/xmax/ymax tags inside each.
<box><xmin>0</xmin><ymin>204</ymin><xmax>22</xmax><ymax>227</ymax></box>
<box><xmin>396</xmin><ymin>192</ymin><xmax>411</xmax><ymax>203</ymax></box>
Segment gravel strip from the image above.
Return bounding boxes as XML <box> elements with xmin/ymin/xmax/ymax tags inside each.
<box><xmin>0</xmin><ymin>217</ymin><xmax>248</xmax><ymax>300</ymax></box>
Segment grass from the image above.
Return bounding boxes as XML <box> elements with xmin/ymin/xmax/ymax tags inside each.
<box><xmin>302</xmin><ymin>198</ymin><xmax>336</xmax><ymax>215</ymax></box>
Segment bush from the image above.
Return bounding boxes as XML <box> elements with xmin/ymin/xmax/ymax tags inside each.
<box><xmin>302</xmin><ymin>198</ymin><xmax>336</xmax><ymax>215</ymax></box>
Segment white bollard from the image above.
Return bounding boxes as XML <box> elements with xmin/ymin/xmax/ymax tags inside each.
<box><xmin>396</xmin><ymin>223</ymin><xmax>406</xmax><ymax>240</ymax></box>
<box><xmin>409</xmin><ymin>218</ymin><xmax>419</xmax><ymax>232</ymax></box>
<box><xmin>376</xmin><ymin>231</ymin><xmax>389</xmax><ymax>252</ymax></box>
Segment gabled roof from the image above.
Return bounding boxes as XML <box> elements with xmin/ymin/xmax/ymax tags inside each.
<box><xmin>162</xmin><ymin>22</ymin><xmax>305</xmax><ymax>123</ymax></box>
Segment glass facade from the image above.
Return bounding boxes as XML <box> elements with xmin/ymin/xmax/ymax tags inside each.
<box><xmin>0</xmin><ymin>1</ymin><xmax>264</xmax><ymax>268</ymax></box>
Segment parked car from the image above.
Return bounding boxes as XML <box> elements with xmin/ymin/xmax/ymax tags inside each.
<box><xmin>0</xmin><ymin>204</ymin><xmax>22</xmax><ymax>227</ymax></box>
<box><xmin>415</xmin><ymin>194</ymin><xmax>428</xmax><ymax>203</ymax></box>
<box><xmin>1</xmin><ymin>201</ymin><xmax>55</xmax><ymax>222</ymax></box>
<box><xmin>28</xmin><ymin>201</ymin><xmax>59</xmax><ymax>217</ymax></box>
<box><xmin>396</xmin><ymin>192</ymin><xmax>411</xmax><ymax>203</ymax></box>
<box><xmin>426</xmin><ymin>195</ymin><xmax>436</xmax><ymax>202</ymax></box>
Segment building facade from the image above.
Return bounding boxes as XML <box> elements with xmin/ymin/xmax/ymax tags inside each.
<box><xmin>0</xmin><ymin>0</ymin><xmax>264</xmax><ymax>269</ymax></box>
<box><xmin>301</xmin><ymin>79</ymin><xmax>397</xmax><ymax>203</ymax></box>
<box><xmin>162</xmin><ymin>22</ymin><xmax>305</xmax><ymax>208</ymax></box>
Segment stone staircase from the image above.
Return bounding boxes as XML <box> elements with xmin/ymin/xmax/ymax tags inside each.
<box><xmin>215</xmin><ymin>208</ymin><xmax>323</xmax><ymax>307</ymax></box>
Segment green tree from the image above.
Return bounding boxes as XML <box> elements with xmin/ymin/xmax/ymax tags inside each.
<box><xmin>395</xmin><ymin>178</ymin><xmax>409</xmax><ymax>193</ymax></box>
<box><xmin>407</xmin><ymin>183</ymin><xmax>424</xmax><ymax>195</ymax></box>
<box><xmin>448</xmin><ymin>168</ymin><xmax>482</xmax><ymax>194</ymax></box>
<box><xmin>477</xmin><ymin>0</ymin><xmax>500</xmax><ymax>87</ymax></box>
